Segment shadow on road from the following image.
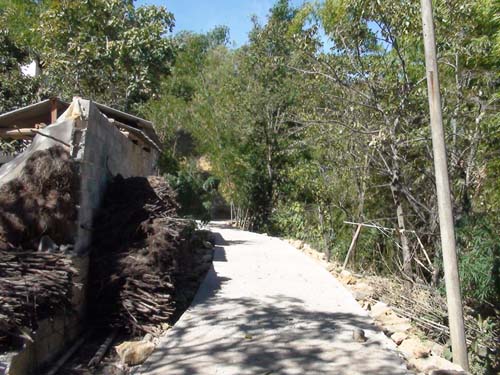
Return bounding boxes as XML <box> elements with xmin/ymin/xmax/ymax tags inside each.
<box><xmin>142</xmin><ymin>289</ymin><xmax>405</xmax><ymax>374</ymax></box>
<box><xmin>137</xmin><ymin>229</ymin><xmax>407</xmax><ymax>375</ymax></box>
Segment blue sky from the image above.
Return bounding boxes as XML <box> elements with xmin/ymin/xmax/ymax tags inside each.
<box><xmin>135</xmin><ymin>0</ymin><xmax>306</xmax><ymax>47</ymax></box>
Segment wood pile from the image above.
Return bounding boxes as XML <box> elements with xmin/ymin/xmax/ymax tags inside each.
<box><xmin>0</xmin><ymin>251</ymin><xmax>76</xmax><ymax>347</ymax></box>
<box><xmin>0</xmin><ymin>145</ymin><xmax>79</xmax><ymax>351</ymax></box>
<box><xmin>89</xmin><ymin>175</ymin><xmax>194</xmax><ymax>336</ymax></box>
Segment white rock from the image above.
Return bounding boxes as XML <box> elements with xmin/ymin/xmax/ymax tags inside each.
<box><xmin>370</xmin><ymin>301</ymin><xmax>391</xmax><ymax>319</ymax></box>
<box><xmin>327</xmin><ymin>263</ymin><xmax>338</xmax><ymax>273</ymax></box>
<box><xmin>350</xmin><ymin>282</ymin><xmax>374</xmax><ymax>300</ymax></box>
<box><xmin>430</xmin><ymin>342</ymin><xmax>444</xmax><ymax>357</ymax></box>
<box><xmin>291</xmin><ymin>239</ymin><xmax>304</xmax><ymax>249</ymax></box>
<box><xmin>391</xmin><ymin>332</ymin><xmax>408</xmax><ymax>345</ymax></box>
<box><xmin>398</xmin><ymin>337</ymin><xmax>431</xmax><ymax>359</ymax></box>
<box><xmin>410</xmin><ymin>355</ymin><xmax>464</xmax><ymax>373</ymax></box>
<box><xmin>115</xmin><ymin>341</ymin><xmax>155</xmax><ymax>366</ymax></box>
<box><xmin>378</xmin><ymin>312</ymin><xmax>412</xmax><ymax>334</ymax></box>
<box><xmin>352</xmin><ymin>328</ymin><xmax>367</xmax><ymax>342</ymax></box>
<box><xmin>339</xmin><ymin>269</ymin><xmax>357</xmax><ymax>285</ymax></box>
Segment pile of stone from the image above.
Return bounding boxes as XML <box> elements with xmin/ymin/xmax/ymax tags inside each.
<box><xmin>368</xmin><ymin>300</ymin><xmax>464</xmax><ymax>374</ymax></box>
<box><xmin>284</xmin><ymin>238</ymin><xmax>468</xmax><ymax>374</ymax></box>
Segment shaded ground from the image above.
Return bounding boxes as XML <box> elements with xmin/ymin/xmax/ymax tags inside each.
<box><xmin>58</xmin><ymin>242</ymin><xmax>213</xmax><ymax>374</ymax></box>
<box><xmin>136</xmin><ymin>222</ymin><xmax>409</xmax><ymax>375</ymax></box>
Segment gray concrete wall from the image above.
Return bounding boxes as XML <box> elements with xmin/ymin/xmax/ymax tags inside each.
<box><xmin>75</xmin><ymin>99</ymin><xmax>159</xmax><ymax>254</ymax></box>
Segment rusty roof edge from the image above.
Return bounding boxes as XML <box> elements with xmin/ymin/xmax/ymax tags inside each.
<box><xmin>93</xmin><ymin>102</ymin><xmax>153</xmax><ymax>129</ymax></box>
<box><xmin>0</xmin><ymin>98</ymin><xmax>162</xmax><ymax>149</ymax></box>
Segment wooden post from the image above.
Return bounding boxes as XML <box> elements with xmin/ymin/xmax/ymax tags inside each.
<box><xmin>50</xmin><ymin>98</ymin><xmax>58</xmax><ymax>124</ymax></box>
<box><xmin>420</xmin><ymin>0</ymin><xmax>468</xmax><ymax>369</ymax></box>
<box><xmin>343</xmin><ymin>224</ymin><xmax>362</xmax><ymax>270</ymax></box>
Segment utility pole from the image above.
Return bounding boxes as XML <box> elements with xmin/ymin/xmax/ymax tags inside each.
<box><xmin>420</xmin><ymin>0</ymin><xmax>469</xmax><ymax>370</ymax></box>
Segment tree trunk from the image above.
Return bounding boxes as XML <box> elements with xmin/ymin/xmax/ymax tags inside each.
<box><xmin>390</xmin><ymin>153</ymin><xmax>412</xmax><ymax>277</ymax></box>
<box><xmin>394</xmin><ymin>190</ymin><xmax>412</xmax><ymax>276</ymax></box>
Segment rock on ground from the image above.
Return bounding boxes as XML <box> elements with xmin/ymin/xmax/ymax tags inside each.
<box><xmin>116</xmin><ymin>341</ymin><xmax>155</xmax><ymax>366</ymax></box>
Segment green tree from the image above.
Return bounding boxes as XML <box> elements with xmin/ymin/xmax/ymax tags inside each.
<box><xmin>0</xmin><ymin>1</ymin><xmax>41</xmax><ymax>113</ymax></box>
<box><xmin>1</xmin><ymin>0</ymin><xmax>176</xmax><ymax>112</ymax></box>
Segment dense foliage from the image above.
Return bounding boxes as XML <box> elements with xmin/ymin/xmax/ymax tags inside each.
<box><xmin>144</xmin><ymin>1</ymin><xmax>499</xmax><ymax>369</ymax></box>
<box><xmin>0</xmin><ymin>0</ymin><xmax>175</xmax><ymax>112</ymax></box>
<box><xmin>145</xmin><ymin>0</ymin><xmax>498</xmax><ymax>302</ymax></box>
<box><xmin>1</xmin><ymin>0</ymin><xmax>498</xmax><ymax>370</ymax></box>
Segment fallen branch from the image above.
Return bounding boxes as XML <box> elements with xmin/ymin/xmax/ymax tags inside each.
<box><xmin>343</xmin><ymin>224</ymin><xmax>362</xmax><ymax>269</ymax></box>
<box><xmin>45</xmin><ymin>331</ymin><xmax>91</xmax><ymax>375</ymax></box>
<box><xmin>88</xmin><ymin>329</ymin><xmax>118</xmax><ymax>368</ymax></box>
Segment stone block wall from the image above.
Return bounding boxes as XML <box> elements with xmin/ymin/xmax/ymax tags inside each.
<box><xmin>5</xmin><ymin>255</ymin><xmax>89</xmax><ymax>375</ymax></box>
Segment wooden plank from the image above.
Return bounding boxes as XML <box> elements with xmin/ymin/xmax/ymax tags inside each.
<box><xmin>0</xmin><ymin>128</ymin><xmax>36</xmax><ymax>140</ymax></box>
<box><xmin>50</xmin><ymin>98</ymin><xmax>58</xmax><ymax>124</ymax></box>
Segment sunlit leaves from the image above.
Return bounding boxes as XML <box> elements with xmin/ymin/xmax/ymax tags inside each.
<box><xmin>31</xmin><ymin>0</ymin><xmax>175</xmax><ymax>110</ymax></box>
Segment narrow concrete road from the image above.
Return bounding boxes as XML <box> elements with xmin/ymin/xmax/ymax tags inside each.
<box><xmin>137</xmin><ymin>222</ymin><xmax>408</xmax><ymax>375</ymax></box>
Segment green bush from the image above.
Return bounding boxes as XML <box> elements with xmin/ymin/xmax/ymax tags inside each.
<box><xmin>456</xmin><ymin>215</ymin><xmax>500</xmax><ymax>308</ymax></box>
<box><xmin>165</xmin><ymin>163</ymin><xmax>219</xmax><ymax>223</ymax></box>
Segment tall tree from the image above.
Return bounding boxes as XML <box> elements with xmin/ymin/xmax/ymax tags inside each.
<box><xmin>0</xmin><ymin>0</ymin><xmax>176</xmax><ymax>112</ymax></box>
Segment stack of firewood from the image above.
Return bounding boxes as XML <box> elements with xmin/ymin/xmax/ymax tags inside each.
<box><xmin>0</xmin><ymin>145</ymin><xmax>79</xmax><ymax>350</ymax></box>
<box><xmin>0</xmin><ymin>250</ymin><xmax>76</xmax><ymax>348</ymax></box>
<box><xmin>89</xmin><ymin>175</ymin><xmax>193</xmax><ymax>335</ymax></box>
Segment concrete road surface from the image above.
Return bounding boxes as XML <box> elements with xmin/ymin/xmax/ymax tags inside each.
<box><xmin>136</xmin><ymin>222</ymin><xmax>409</xmax><ymax>375</ymax></box>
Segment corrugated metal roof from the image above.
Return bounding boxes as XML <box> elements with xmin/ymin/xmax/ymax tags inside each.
<box><xmin>94</xmin><ymin>102</ymin><xmax>162</xmax><ymax>147</ymax></box>
<box><xmin>0</xmin><ymin>98</ymin><xmax>162</xmax><ymax>147</ymax></box>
